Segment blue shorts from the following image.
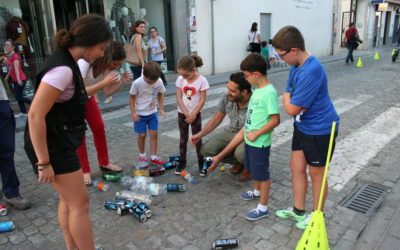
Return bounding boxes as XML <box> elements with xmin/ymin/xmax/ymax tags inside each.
<box><xmin>133</xmin><ymin>113</ymin><xmax>158</xmax><ymax>134</ymax></box>
<box><xmin>244</xmin><ymin>144</ymin><xmax>270</xmax><ymax>181</ymax></box>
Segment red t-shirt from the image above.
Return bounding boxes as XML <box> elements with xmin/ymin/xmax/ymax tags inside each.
<box><xmin>345</xmin><ymin>26</ymin><xmax>358</xmax><ymax>41</ymax></box>
<box><xmin>7</xmin><ymin>53</ymin><xmax>26</xmax><ymax>82</ymax></box>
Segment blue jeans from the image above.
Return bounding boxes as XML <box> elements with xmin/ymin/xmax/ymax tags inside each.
<box><xmin>0</xmin><ymin>101</ymin><xmax>20</xmax><ymax>198</ymax></box>
<box><xmin>346</xmin><ymin>47</ymin><xmax>354</xmax><ymax>63</ymax></box>
<box><xmin>11</xmin><ymin>80</ymin><xmax>31</xmax><ymax>114</ymax></box>
<box><xmin>130</xmin><ymin>66</ymin><xmax>142</xmax><ymax>81</ymax></box>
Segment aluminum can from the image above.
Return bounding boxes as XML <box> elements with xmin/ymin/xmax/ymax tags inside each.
<box><xmin>0</xmin><ymin>205</ymin><xmax>8</xmax><ymax>216</ymax></box>
<box><xmin>104</xmin><ymin>200</ymin><xmax>125</xmax><ymax>210</ymax></box>
<box><xmin>212</xmin><ymin>238</ymin><xmax>239</xmax><ymax>249</ymax></box>
<box><xmin>102</xmin><ymin>172</ymin><xmax>122</xmax><ymax>182</ymax></box>
<box><xmin>138</xmin><ymin>202</ymin><xmax>152</xmax><ymax>217</ymax></box>
<box><xmin>131</xmin><ymin>209</ymin><xmax>147</xmax><ymax>222</ymax></box>
<box><xmin>167</xmin><ymin>183</ymin><xmax>185</xmax><ymax>192</ymax></box>
<box><xmin>0</xmin><ymin>221</ymin><xmax>15</xmax><ymax>233</ymax></box>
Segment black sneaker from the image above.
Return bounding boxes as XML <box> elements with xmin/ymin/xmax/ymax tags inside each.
<box><xmin>174</xmin><ymin>160</ymin><xmax>186</xmax><ymax>175</ymax></box>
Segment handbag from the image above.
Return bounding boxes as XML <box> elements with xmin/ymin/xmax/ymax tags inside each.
<box><xmin>157</xmin><ymin>37</ymin><xmax>167</xmax><ymax>59</ymax></box>
<box><xmin>247</xmin><ymin>32</ymin><xmax>257</xmax><ymax>51</ymax></box>
<box><xmin>124</xmin><ymin>34</ymin><xmax>143</xmax><ymax>65</ymax></box>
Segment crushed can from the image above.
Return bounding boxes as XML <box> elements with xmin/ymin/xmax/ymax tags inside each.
<box><xmin>167</xmin><ymin>183</ymin><xmax>185</xmax><ymax>192</ymax></box>
<box><xmin>0</xmin><ymin>205</ymin><xmax>8</xmax><ymax>216</ymax></box>
<box><xmin>212</xmin><ymin>238</ymin><xmax>239</xmax><ymax>249</ymax></box>
<box><xmin>131</xmin><ymin>209</ymin><xmax>147</xmax><ymax>222</ymax></box>
<box><xmin>138</xmin><ymin>202</ymin><xmax>152</xmax><ymax>218</ymax></box>
<box><xmin>104</xmin><ymin>200</ymin><xmax>125</xmax><ymax>210</ymax></box>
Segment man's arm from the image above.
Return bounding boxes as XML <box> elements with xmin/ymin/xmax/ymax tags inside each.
<box><xmin>189</xmin><ymin>110</ymin><xmax>225</xmax><ymax>146</ymax></box>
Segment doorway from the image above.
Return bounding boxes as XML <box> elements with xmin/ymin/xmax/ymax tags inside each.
<box><xmin>260</xmin><ymin>13</ymin><xmax>271</xmax><ymax>42</ymax></box>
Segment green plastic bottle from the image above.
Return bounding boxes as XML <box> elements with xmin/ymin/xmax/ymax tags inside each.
<box><xmin>102</xmin><ymin>172</ymin><xmax>122</xmax><ymax>182</ymax></box>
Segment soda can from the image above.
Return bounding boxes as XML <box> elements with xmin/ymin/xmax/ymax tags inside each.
<box><xmin>169</xmin><ymin>155</ymin><xmax>180</xmax><ymax>163</ymax></box>
<box><xmin>104</xmin><ymin>200</ymin><xmax>125</xmax><ymax>210</ymax></box>
<box><xmin>131</xmin><ymin>210</ymin><xmax>147</xmax><ymax>222</ymax></box>
<box><xmin>0</xmin><ymin>221</ymin><xmax>15</xmax><ymax>233</ymax></box>
<box><xmin>116</xmin><ymin>205</ymin><xmax>131</xmax><ymax>216</ymax></box>
<box><xmin>102</xmin><ymin>172</ymin><xmax>122</xmax><ymax>182</ymax></box>
<box><xmin>138</xmin><ymin>202</ymin><xmax>152</xmax><ymax>218</ymax></box>
<box><xmin>163</xmin><ymin>161</ymin><xmax>178</xmax><ymax>169</ymax></box>
<box><xmin>167</xmin><ymin>183</ymin><xmax>185</xmax><ymax>192</ymax></box>
<box><xmin>0</xmin><ymin>205</ymin><xmax>8</xmax><ymax>216</ymax></box>
<box><xmin>149</xmin><ymin>166</ymin><xmax>165</xmax><ymax>176</ymax></box>
<box><xmin>212</xmin><ymin>238</ymin><xmax>239</xmax><ymax>249</ymax></box>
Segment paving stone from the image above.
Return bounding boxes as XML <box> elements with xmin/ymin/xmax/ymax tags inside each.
<box><xmin>31</xmin><ymin>218</ymin><xmax>47</xmax><ymax>227</ymax></box>
<box><xmin>342</xmin><ymin>229</ymin><xmax>361</xmax><ymax>241</ymax></box>
<box><xmin>39</xmin><ymin>223</ymin><xmax>56</xmax><ymax>234</ymax></box>
<box><xmin>15</xmin><ymin>218</ymin><xmax>32</xmax><ymax>229</ymax></box>
<box><xmin>47</xmin><ymin>229</ymin><xmax>63</xmax><ymax>243</ymax></box>
<box><xmin>251</xmin><ymin>225</ymin><xmax>274</xmax><ymax>240</ymax></box>
<box><xmin>271</xmin><ymin>223</ymin><xmax>292</xmax><ymax>236</ymax></box>
<box><xmin>166</xmin><ymin>234</ymin><xmax>188</xmax><ymax>248</ymax></box>
<box><xmin>182</xmin><ymin>245</ymin><xmax>201</xmax><ymax>250</ymax></box>
<box><xmin>333</xmin><ymin>239</ymin><xmax>355</xmax><ymax>250</ymax></box>
<box><xmin>0</xmin><ymin>234</ymin><xmax>8</xmax><ymax>244</ymax></box>
<box><xmin>268</xmin><ymin>232</ymin><xmax>290</xmax><ymax>246</ymax></box>
<box><xmin>23</xmin><ymin>225</ymin><xmax>39</xmax><ymax>236</ymax></box>
<box><xmin>9</xmin><ymin>231</ymin><xmax>26</xmax><ymax>245</ymax></box>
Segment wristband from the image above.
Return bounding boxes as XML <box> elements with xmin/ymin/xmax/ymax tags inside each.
<box><xmin>37</xmin><ymin>164</ymin><xmax>50</xmax><ymax>171</ymax></box>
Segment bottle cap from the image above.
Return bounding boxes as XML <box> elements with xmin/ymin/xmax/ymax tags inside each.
<box><xmin>181</xmin><ymin>170</ymin><xmax>188</xmax><ymax>176</ymax></box>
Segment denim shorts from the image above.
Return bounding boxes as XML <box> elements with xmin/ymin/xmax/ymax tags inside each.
<box><xmin>133</xmin><ymin>113</ymin><xmax>158</xmax><ymax>134</ymax></box>
<box><xmin>244</xmin><ymin>144</ymin><xmax>270</xmax><ymax>181</ymax></box>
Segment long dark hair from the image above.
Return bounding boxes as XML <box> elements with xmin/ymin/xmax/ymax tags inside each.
<box><xmin>250</xmin><ymin>22</ymin><xmax>258</xmax><ymax>32</ymax></box>
<box><xmin>92</xmin><ymin>40</ymin><xmax>126</xmax><ymax>75</ymax></box>
<box><xmin>53</xmin><ymin>14</ymin><xmax>112</xmax><ymax>50</ymax></box>
<box><xmin>132</xmin><ymin>20</ymin><xmax>145</xmax><ymax>37</ymax></box>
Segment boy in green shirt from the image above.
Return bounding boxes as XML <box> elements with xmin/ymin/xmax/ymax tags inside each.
<box><xmin>208</xmin><ymin>53</ymin><xmax>280</xmax><ymax>220</ymax></box>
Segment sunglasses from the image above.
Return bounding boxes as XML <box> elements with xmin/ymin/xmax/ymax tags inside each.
<box><xmin>277</xmin><ymin>49</ymin><xmax>291</xmax><ymax>58</ymax></box>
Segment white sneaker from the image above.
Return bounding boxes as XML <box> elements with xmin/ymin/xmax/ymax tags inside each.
<box><xmin>104</xmin><ymin>96</ymin><xmax>112</xmax><ymax>104</ymax></box>
<box><xmin>14</xmin><ymin>113</ymin><xmax>22</xmax><ymax>118</ymax></box>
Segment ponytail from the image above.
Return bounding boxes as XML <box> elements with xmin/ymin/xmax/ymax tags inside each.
<box><xmin>177</xmin><ymin>55</ymin><xmax>203</xmax><ymax>71</ymax></box>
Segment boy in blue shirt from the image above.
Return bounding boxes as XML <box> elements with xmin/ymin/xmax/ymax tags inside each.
<box><xmin>272</xmin><ymin>26</ymin><xmax>340</xmax><ymax>229</ymax></box>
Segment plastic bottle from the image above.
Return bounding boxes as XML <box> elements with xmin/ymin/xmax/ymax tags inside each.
<box><xmin>122</xmin><ymin>176</ymin><xmax>155</xmax><ymax>186</ymax></box>
<box><xmin>92</xmin><ymin>180</ymin><xmax>109</xmax><ymax>191</ymax></box>
<box><xmin>115</xmin><ymin>191</ymin><xmax>152</xmax><ymax>205</ymax></box>
<box><xmin>133</xmin><ymin>168</ymin><xmax>150</xmax><ymax>177</ymax></box>
<box><xmin>129</xmin><ymin>183</ymin><xmax>167</xmax><ymax>196</ymax></box>
<box><xmin>149</xmin><ymin>166</ymin><xmax>165</xmax><ymax>176</ymax></box>
<box><xmin>181</xmin><ymin>170</ymin><xmax>196</xmax><ymax>183</ymax></box>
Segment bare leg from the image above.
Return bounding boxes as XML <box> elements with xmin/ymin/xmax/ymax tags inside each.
<box><xmin>58</xmin><ymin>198</ymin><xmax>78</xmax><ymax>250</ymax></box>
<box><xmin>149</xmin><ymin>130</ymin><xmax>158</xmax><ymax>156</ymax></box>
<box><xmin>52</xmin><ymin>170</ymin><xmax>95</xmax><ymax>250</ymax></box>
<box><xmin>255</xmin><ymin>180</ymin><xmax>271</xmax><ymax>206</ymax></box>
<box><xmin>137</xmin><ymin>133</ymin><xmax>146</xmax><ymax>154</ymax></box>
<box><xmin>290</xmin><ymin>150</ymin><xmax>308</xmax><ymax>210</ymax></box>
<box><xmin>309</xmin><ymin>166</ymin><xmax>328</xmax><ymax>210</ymax></box>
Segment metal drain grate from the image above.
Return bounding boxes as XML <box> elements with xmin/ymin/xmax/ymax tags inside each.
<box><xmin>340</xmin><ymin>182</ymin><xmax>391</xmax><ymax>216</ymax></box>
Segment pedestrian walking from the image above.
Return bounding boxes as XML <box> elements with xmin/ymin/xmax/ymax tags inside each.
<box><xmin>24</xmin><ymin>14</ymin><xmax>115</xmax><ymax>250</ymax></box>
<box><xmin>77</xmin><ymin>40</ymin><xmax>131</xmax><ymax>185</ymax></box>
<box><xmin>272</xmin><ymin>26</ymin><xmax>340</xmax><ymax>229</ymax></box>
<box><xmin>0</xmin><ymin>80</ymin><xmax>31</xmax><ymax>210</ymax></box>
<box><xmin>129</xmin><ymin>61</ymin><xmax>167</xmax><ymax>165</ymax></box>
<box><xmin>174</xmin><ymin>55</ymin><xmax>209</xmax><ymax>176</ymax></box>
<box><xmin>4</xmin><ymin>39</ymin><xmax>31</xmax><ymax>117</ymax></box>
<box><xmin>128</xmin><ymin>20</ymin><xmax>147</xmax><ymax>80</ymax></box>
<box><xmin>148</xmin><ymin>27</ymin><xmax>168</xmax><ymax>86</ymax></box>
<box><xmin>247</xmin><ymin>22</ymin><xmax>261</xmax><ymax>53</ymax></box>
<box><xmin>345</xmin><ymin>23</ymin><xmax>362</xmax><ymax>64</ymax></box>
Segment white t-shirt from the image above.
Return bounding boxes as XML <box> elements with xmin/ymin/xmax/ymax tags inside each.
<box><xmin>248</xmin><ymin>31</ymin><xmax>260</xmax><ymax>43</ymax></box>
<box><xmin>129</xmin><ymin>76</ymin><xmax>166</xmax><ymax>116</ymax></box>
<box><xmin>41</xmin><ymin>66</ymin><xmax>74</xmax><ymax>103</ymax></box>
<box><xmin>175</xmin><ymin>74</ymin><xmax>210</xmax><ymax>114</ymax></box>
<box><xmin>78</xmin><ymin>59</ymin><xmax>112</xmax><ymax>86</ymax></box>
<box><xmin>148</xmin><ymin>36</ymin><xmax>165</xmax><ymax>62</ymax></box>
<box><xmin>267</xmin><ymin>44</ymin><xmax>276</xmax><ymax>59</ymax></box>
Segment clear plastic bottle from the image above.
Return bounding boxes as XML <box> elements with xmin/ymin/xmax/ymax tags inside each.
<box><xmin>129</xmin><ymin>183</ymin><xmax>167</xmax><ymax>196</ymax></box>
<box><xmin>115</xmin><ymin>191</ymin><xmax>152</xmax><ymax>205</ymax></box>
<box><xmin>181</xmin><ymin>170</ymin><xmax>196</xmax><ymax>183</ymax></box>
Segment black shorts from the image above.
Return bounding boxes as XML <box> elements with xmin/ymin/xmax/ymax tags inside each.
<box><xmin>292</xmin><ymin>125</ymin><xmax>337</xmax><ymax>167</ymax></box>
<box><xmin>26</xmin><ymin>149</ymin><xmax>81</xmax><ymax>175</ymax></box>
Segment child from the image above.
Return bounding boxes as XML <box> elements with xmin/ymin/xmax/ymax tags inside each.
<box><xmin>267</xmin><ymin>39</ymin><xmax>276</xmax><ymax>65</ymax></box>
<box><xmin>272</xmin><ymin>26</ymin><xmax>339</xmax><ymax>229</ymax></box>
<box><xmin>129</xmin><ymin>61</ymin><xmax>167</xmax><ymax>165</ymax></box>
<box><xmin>174</xmin><ymin>55</ymin><xmax>209</xmax><ymax>176</ymax></box>
<box><xmin>239</xmin><ymin>53</ymin><xmax>280</xmax><ymax>220</ymax></box>
<box><xmin>261</xmin><ymin>41</ymin><xmax>271</xmax><ymax>70</ymax></box>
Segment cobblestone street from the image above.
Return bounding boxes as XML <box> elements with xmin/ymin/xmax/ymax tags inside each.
<box><xmin>1</xmin><ymin>49</ymin><xmax>400</xmax><ymax>250</ymax></box>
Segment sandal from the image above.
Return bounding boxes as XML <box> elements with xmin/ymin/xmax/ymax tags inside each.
<box><xmin>83</xmin><ymin>173</ymin><xmax>92</xmax><ymax>186</ymax></box>
<box><xmin>100</xmin><ymin>163</ymin><xmax>122</xmax><ymax>172</ymax></box>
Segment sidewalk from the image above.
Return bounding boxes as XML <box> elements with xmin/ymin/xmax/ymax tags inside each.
<box><xmin>13</xmin><ymin>47</ymin><xmax>387</xmax><ymax>131</ymax></box>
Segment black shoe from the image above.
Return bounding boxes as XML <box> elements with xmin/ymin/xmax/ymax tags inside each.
<box><xmin>199</xmin><ymin>162</ymin><xmax>207</xmax><ymax>177</ymax></box>
<box><xmin>174</xmin><ymin>160</ymin><xmax>186</xmax><ymax>175</ymax></box>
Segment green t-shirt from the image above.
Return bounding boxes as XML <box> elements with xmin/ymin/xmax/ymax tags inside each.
<box><xmin>244</xmin><ymin>84</ymin><xmax>279</xmax><ymax>147</ymax></box>
<box><xmin>261</xmin><ymin>47</ymin><xmax>269</xmax><ymax>60</ymax></box>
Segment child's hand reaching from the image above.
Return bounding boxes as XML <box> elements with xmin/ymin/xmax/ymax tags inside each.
<box><xmin>121</xmin><ymin>71</ymin><xmax>132</xmax><ymax>84</ymax></box>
